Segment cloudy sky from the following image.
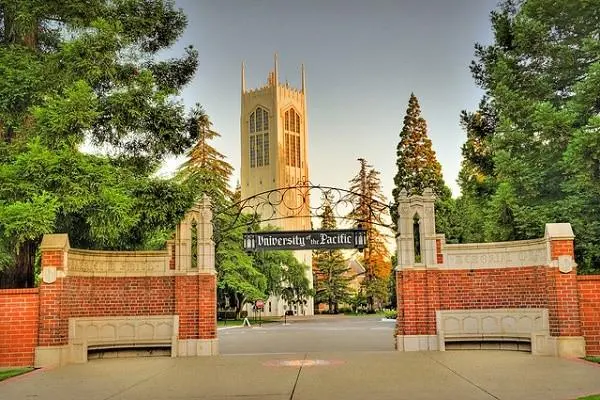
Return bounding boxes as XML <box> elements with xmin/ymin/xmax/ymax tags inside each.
<box><xmin>160</xmin><ymin>0</ymin><xmax>499</xmax><ymax>200</ymax></box>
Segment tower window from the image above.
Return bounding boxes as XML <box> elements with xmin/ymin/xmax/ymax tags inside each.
<box><xmin>284</xmin><ymin>108</ymin><xmax>301</xmax><ymax>168</ymax></box>
<box><xmin>249</xmin><ymin>107</ymin><xmax>269</xmax><ymax>168</ymax></box>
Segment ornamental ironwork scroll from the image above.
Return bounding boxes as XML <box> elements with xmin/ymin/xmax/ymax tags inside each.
<box><xmin>214</xmin><ymin>181</ymin><xmax>393</xmax><ymax>240</ymax></box>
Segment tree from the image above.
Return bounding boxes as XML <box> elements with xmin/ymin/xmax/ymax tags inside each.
<box><xmin>454</xmin><ymin>98</ymin><xmax>499</xmax><ymax>243</ymax></box>
<box><xmin>0</xmin><ymin>1</ymin><xmax>199</xmax><ymax>287</ymax></box>
<box><xmin>390</xmin><ymin>93</ymin><xmax>458</xmax><ymax>241</ymax></box>
<box><xmin>251</xmin><ymin>246</ymin><xmax>312</xmax><ymax>309</ymax></box>
<box><xmin>312</xmin><ymin>199</ymin><xmax>352</xmax><ymax>313</ymax></box>
<box><xmin>176</xmin><ymin>105</ymin><xmax>233</xmax><ymax>208</ymax></box>
<box><xmin>215</xmin><ymin>213</ymin><xmax>267</xmax><ymax>318</ymax></box>
<box><xmin>467</xmin><ymin>0</ymin><xmax>600</xmax><ymax>271</ymax></box>
<box><xmin>348</xmin><ymin>158</ymin><xmax>391</xmax><ymax>312</ymax></box>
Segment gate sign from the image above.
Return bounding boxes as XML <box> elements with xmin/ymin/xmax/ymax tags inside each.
<box><xmin>243</xmin><ymin>229</ymin><xmax>367</xmax><ymax>252</ymax></box>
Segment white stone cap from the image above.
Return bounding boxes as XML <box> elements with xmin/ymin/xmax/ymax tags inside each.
<box><xmin>544</xmin><ymin>223</ymin><xmax>574</xmax><ymax>240</ymax></box>
<box><xmin>40</xmin><ymin>233</ymin><xmax>70</xmax><ymax>251</ymax></box>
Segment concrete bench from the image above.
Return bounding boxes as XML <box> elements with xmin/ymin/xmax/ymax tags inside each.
<box><xmin>436</xmin><ymin>309</ymin><xmax>551</xmax><ymax>355</ymax></box>
<box><xmin>68</xmin><ymin>315</ymin><xmax>179</xmax><ymax>362</ymax></box>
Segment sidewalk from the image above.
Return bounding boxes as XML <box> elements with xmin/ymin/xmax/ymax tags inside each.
<box><xmin>1</xmin><ymin>350</ymin><xmax>600</xmax><ymax>400</ymax></box>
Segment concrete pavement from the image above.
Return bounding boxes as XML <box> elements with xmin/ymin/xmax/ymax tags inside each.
<box><xmin>1</xmin><ymin>350</ymin><xmax>600</xmax><ymax>400</ymax></box>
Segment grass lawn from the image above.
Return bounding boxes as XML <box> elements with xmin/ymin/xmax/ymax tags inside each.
<box><xmin>0</xmin><ymin>367</ymin><xmax>34</xmax><ymax>382</ymax></box>
<box><xmin>576</xmin><ymin>358</ymin><xmax>600</xmax><ymax>399</ymax></box>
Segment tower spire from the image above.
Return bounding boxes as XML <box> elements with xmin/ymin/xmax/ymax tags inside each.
<box><xmin>274</xmin><ymin>52</ymin><xmax>279</xmax><ymax>86</ymax></box>
<box><xmin>241</xmin><ymin>61</ymin><xmax>246</xmax><ymax>94</ymax></box>
<box><xmin>301</xmin><ymin>63</ymin><xmax>306</xmax><ymax>93</ymax></box>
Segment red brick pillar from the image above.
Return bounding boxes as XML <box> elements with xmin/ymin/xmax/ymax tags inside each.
<box><xmin>174</xmin><ymin>273</ymin><xmax>216</xmax><ymax>341</ymax></box>
<box><xmin>545</xmin><ymin>223</ymin><xmax>585</xmax><ymax>357</ymax></box>
<box><xmin>198</xmin><ymin>274</ymin><xmax>217</xmax><ymax>340</ymax></box>
<box><xmin>36</xmin><ymin>234</ymin><xmax>70</xmax><ymax>367</ymax></box>
<box><xmin>173</xmin><ymin>196</ymin><xmax>218</xmax><ymax>356</ymax></box>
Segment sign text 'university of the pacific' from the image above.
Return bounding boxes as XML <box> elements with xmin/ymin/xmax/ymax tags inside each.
<box><xmin>243</xmin><ymin>229</ymin><xmax>367</xmax><ymax>252</ymax></box>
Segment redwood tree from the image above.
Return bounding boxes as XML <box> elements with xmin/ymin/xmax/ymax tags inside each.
<box><xmin>313</xmin><ymin>199</ymin><xmax>352</xmax><ymax>313</ymax></box>
<box><xmin>391</xmin><ymin>93</ymin><xmax>458</xmax><ymax>241</ymax></box>
<box><xmin>348</xmin><ymin>158</ymin><xmax>391</xmax><ymax>312</ymax></box>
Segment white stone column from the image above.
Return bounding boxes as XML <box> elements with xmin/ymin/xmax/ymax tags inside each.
<box><xmin>198</xmin><ymin>195</ymin><xmax>216</xmax><ymax>275</ymax></box>
<box><xmin>395</xmin><ymin>188</ymin><xmax>437</xmax><ymax>270</ymax></box>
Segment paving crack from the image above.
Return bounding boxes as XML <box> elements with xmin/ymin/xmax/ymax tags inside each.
<box><xmin>426</xmin><ymin>354</ymin><xmax>501</xmax><ymax>400</ymax></box>
<box><xmin>289</xmin><ymin>352</ymin><xmax>308</xmax><ymax>400</ymax></box>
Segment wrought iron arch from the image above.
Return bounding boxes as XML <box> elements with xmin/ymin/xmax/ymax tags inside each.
<box><xmin>214</xmin><ymin>181</ymin><xmax>394</xmax><ymax>237</ymax></box>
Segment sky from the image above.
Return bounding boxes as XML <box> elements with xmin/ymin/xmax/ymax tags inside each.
<box><xmin>159</xmin><ymin>0</ymin><xmax>499</xmax><ymax>200</ymax></box>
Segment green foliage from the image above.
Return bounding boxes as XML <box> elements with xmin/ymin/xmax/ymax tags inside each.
<box><xmin>391</xmin><ymin>93</ymin><xmax>458</xmax><ymax>243</ymax></box>
<box><xmin>348</xmin><ymin>158</ymin><xmax>392</xmax><ymax>311</ymax></box>
<box><xmin>458</xmin><ymin>0</ymin><xmax>600</xmax><ymax>272</ymax></box>
<box><xmin>0</xmin><ymin>1</ymin><xmax>199</xmax><ymax>287</ymax></box>
<box><xmin>313</xmin><ymin>200</ymin><xmax>353</xmax><ymax>313</ymax></box>
<box><xmin>176</xmin><ymin>105</ymin><xmax>233</xmax><ymax>208</ymax></box>
<box><xmin>392</xmin><ymin>94</ymin><xmax>446</xmax><ymax>215</ymax></box>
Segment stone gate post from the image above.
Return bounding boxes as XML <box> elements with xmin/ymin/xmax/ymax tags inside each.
<box><xmin>174</xmin><ymin>195</ymin><xmax>218</xmax><ymax>356</ymax></box>
<box><xmin>395</xmin><ymin>188</ymin><xmax>441</xmax><ymax>351</ymax></box>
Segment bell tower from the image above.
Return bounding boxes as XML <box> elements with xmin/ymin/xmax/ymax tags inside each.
<box><xmin>240</xmin><ymin>54</ymin><xmax>310</xmax><ymax>231</ymax></box>
<box><xmin>240</xmin><ymin>54</ymin><xmax>313</xmax><ymax>316</ymax></box>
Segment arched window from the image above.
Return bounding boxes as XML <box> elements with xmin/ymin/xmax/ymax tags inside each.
<box><xmin>191</xmin><ymin>219</ymin><xmax>198</xmax><ymax>268</ymax></box>
<box><xmin>249</xmin><ymin>107</ymin><xmax>269</xmax><ymax>168</ymax></box>
<box><xmin>284</xmin><ymin>108</ymin><xmax>301</xmax><ymax>168</ymax></box>
<box><xmin>413</xmin><ymin>213</ymin><xmax>421</xmax><ymax>263</ymax></box>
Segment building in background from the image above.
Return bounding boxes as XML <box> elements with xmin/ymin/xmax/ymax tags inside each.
<box><xmin>240</xmin><ymin>54</ymin><xmax>313</xmax><ymax>316</ymax></box>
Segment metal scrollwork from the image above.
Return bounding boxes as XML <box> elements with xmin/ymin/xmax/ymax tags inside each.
<box><xmin>214</xmin><ymin>180</ymin><xmax>393</xmax><ymax>236</ymax></box>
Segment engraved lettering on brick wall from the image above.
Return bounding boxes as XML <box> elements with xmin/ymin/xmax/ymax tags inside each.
<box><xmin>445</xmin><ymin>243</ymin><xmax>547</xmax><ymax>268</ymax></box>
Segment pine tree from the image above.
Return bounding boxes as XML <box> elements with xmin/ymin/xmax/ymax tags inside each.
<box><xmin>455</xmin><ymin>98</ymin><xmax>499</xmax><ymax>243</ymax></box>
<box><xmin>468</xmin><ymin>0</ymin><xmax>600</xmax><ymax>271</ymax></box>
<box><xmin>348</xmin><ymin>158</ymin><xmax>391</xmax><ymax>312</ymax></box>
<box><xmin>176</xmin><ymin>105</ymin><xmax>233</xmax><ymax>208</ymax></box>
<box><xmin>391</xmin><ymin>94</ymin><xmax>446</xmax><ymax>223</ymax></box>
<box><xmin>313</xmin><ymin>200</ymin><xmax>352</xmax><ymax>313</ymax></box>
<box><xmin>391</xmin><ymin>93</ymin><xmax>459</xmax><ymax>242</ymax></box>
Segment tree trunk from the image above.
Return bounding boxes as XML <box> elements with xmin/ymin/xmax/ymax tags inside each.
<box><xmin>234</xmin><ymin>293</ymin><xmax>246</xmax><ymax>319</ymax></box>
<box><xmin>0</xmin><ymin>239</ymin><xmax>36</xmax><ymax>288</ymax></box>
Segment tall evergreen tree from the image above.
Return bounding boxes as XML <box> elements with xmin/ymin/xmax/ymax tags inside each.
<box><xmin>0</xmin><ymin>1</ymin><xmax>199</xmax><ymax>287</ymax></box>
<box><xmin>348</xmin><ymin>158</ymin><xmax>391</xmax><ymax>312</ymax></box>
<box><xmin>468</xmin><ymin>0</ymin><xmax>600</xmax><ymax>271</ymax></box>
<box><xmin>313</xmin><ymin>199</ymin><xmax>352</xmax><ymax>313</ymax></box>
<box><xmin>391</xmin><ymin>93</ymin><xmax>458</xmax><ymax>242</ymax></box>
<box><xmin>455</xmin><ymin>98</ymin><xmax>499</xmax><ymax>243</ymax></box>
<box><xmin>176</xmin><ymin>105</ymin><xmax>233</xmax><ymax>207</ymax></box>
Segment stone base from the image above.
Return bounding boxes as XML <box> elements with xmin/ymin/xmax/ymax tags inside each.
<box><xmin>175</xmin><ymin>338</ymin><xmax>219</xmax><ymax>356</ymax></box>
<box><xmin>547</xmin><ymin>336</ymin><xmax>586</xmax><ymax>358</ymax></box>
<box><xmin>395</xmin><ymin>335</ymin><xmax>438</xmax><ymax>351</ymax></box>
<box><xmin>35</xmin><ymin>345</ymin><xmax>71</xmax><ymax>368</ymax></box>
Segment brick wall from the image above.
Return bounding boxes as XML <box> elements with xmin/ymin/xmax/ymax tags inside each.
<box><xmin>0</xmin><ymin>289</ymin><xmax>39</xmax><ymax>367</ymax></box>
<box><xmin>198</xmin><ymin>275</ymin><xmax>217</xmax><ymax>340</ymax></box>
<box><xmin>578</xmin><ymin>275</ymin><xmax>600</xmax><ymax>356</ymax></box>
<box><xmin>175</xmin><ymin>275</ymin><xmax>199</xmax><ymax>339</ymax></box>
<box><xmin>396</xmin><ymin>266</ymin><xmax>582</xmax><ymax>338</ymax></box>
<box><xmin>66</xmin><ymin>276</ymin><xmax>176</xmax><ymax>317</ymax></box>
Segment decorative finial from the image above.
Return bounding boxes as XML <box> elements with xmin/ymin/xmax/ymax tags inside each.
<box><xmin>274</xmin><ymin>52</ymin><xmax>279</xmax><ymax>86</ymax></box>
<box><xmin>241</xmin><ymin>61</ymin><xmax>246</xmax><ymax>93</ymax></box>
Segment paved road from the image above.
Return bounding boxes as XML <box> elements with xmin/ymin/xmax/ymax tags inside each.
<box><xmin>2</xmin><ymin>316</ymin><xmax>600</xmax><ymax>399</ymax></box>
<box><xmin>2</xmin><ymin>351</ymin><xmax>600</xmax><ymax>400</ymax></box>
<box><xmin>220</xmin><ymin>315</ymin><xmax>396</xmax><ymax>354</ymax></box>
